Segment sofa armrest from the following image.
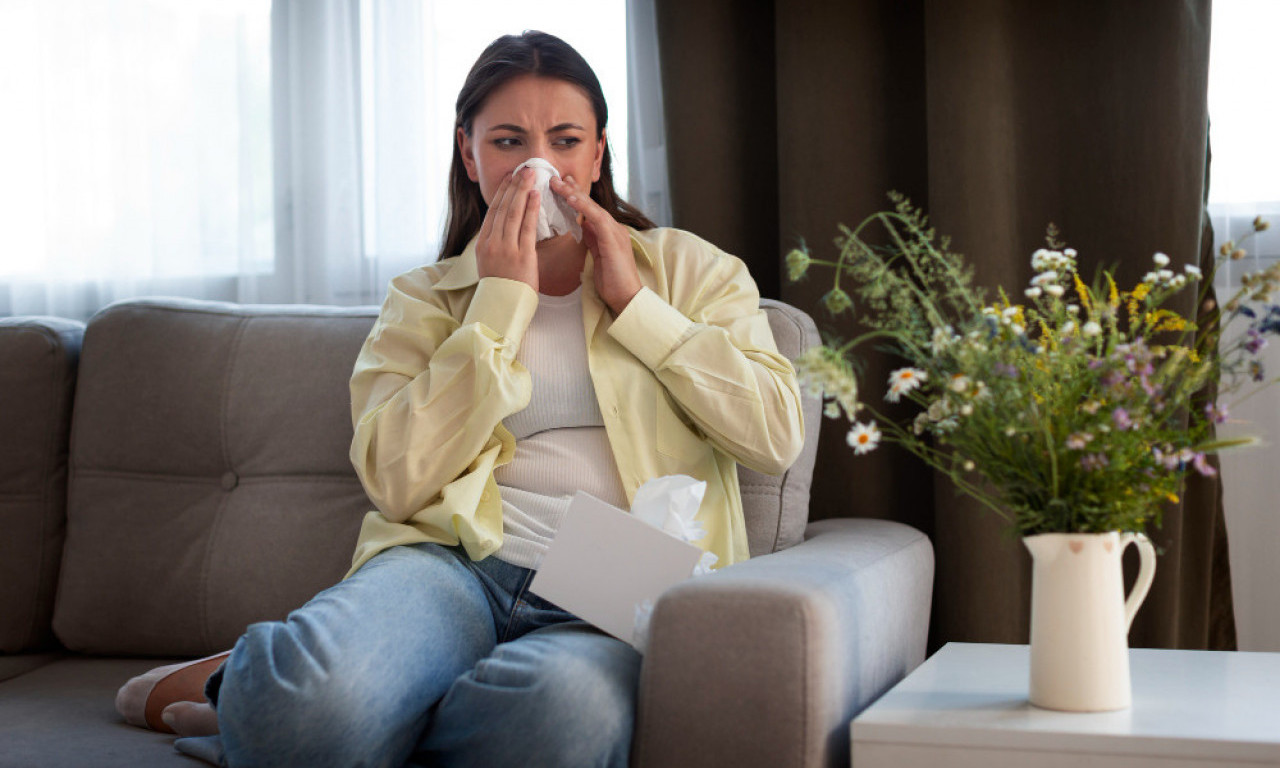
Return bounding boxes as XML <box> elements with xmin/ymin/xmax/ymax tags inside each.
<box><xmin>633</xmin><ymin>518</ymin><xmax>934</xmax><ymax>768</ymax></box>
<box><xmin>0</xmin><ymin>316</ymin><xmax>84</xmax><ymax>654</ymax></box>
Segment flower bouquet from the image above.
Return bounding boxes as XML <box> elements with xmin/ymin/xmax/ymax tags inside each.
<box><xmin>789</xmin><ymin>192</ymin><xmax>1275</xmax><ymax>537</ymax></box>
<box><xmin>788</xmin><ymin>193</ymin><xmax>1275</xmax><ymax>711</ymax></box>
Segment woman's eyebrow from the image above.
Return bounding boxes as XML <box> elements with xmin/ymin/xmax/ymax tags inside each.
<box><xmin>486</xmin><ymin>123</ymin><xmax>586</xmax><ymax>134</ymax></box>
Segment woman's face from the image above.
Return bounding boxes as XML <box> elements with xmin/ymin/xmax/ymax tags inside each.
<box><xmin>458</xmin><ymin>74</ymin><xmax>605</xmax><ymax>206</ymax></box>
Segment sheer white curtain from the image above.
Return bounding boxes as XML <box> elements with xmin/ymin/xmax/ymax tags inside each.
<box><xmin>0</xmin><ymin>0</ymin><xmax>274</xmax><ymax>320</ymax></box>
<box><xmin>1208</xmin><ymin>0</ymin><xmax>1280</xmax><ymax>653</ymax></box>
<box><xmin>0</xmin><ymin>0</ymin><xmax>662</xmax><ymax>319</ymax></box>
<box><xmin>626</xmin><ymin>0</ymin><xmax>673</xmax><ymax>227</ymax></box>
<box><xmin>1207</xmin><ymin>0</ymin><xmax>1280</xmax><ymax>287</ymax></box>
<box><xmin>259</xmin><ymin>0</ymin><xmax>429</xmax><ymax>307</ymax></box>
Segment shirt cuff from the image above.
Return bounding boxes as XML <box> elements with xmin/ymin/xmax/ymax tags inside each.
<box><xmin>463</xmin><ymin>277</ymin><xmax>539</xmax><ymax>344</ymax></box>
<box><xmin>607</xmin><ymin>286</ymin><xmax>696</xmax><ymax>369</ymax></box>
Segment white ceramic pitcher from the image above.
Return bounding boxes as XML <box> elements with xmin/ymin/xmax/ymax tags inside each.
<box><xmin>1023</xmin><ymin>531</ymin><xmax>1156</xmax><ymax>711</ymax></box>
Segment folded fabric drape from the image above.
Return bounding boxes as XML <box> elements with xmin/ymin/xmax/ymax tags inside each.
<box><xmin>653</xmin><ymin>0</ymin><xmax>1234</xmax><ymax>652</ymax></box>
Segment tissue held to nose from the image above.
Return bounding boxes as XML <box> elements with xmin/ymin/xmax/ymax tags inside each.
<box><xmin>513</xmin><ymin>158</ymin><xmax>584</xmax><ymax>242</ymax></box>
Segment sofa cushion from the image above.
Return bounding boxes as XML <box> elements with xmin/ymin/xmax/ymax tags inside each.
<box><xmin>0</xmin><ymin>317</ymin><xmax>83</xmax><ymax>653</ymax></box>
<box><xmin>53</xmin><ymin>299</ymin><xmax>378</xmax><ymax>656</ymax></box>
<box><xmin>0</xmin><ymin>656</ymin><xmax>185</xmax><ymax>767</ymax></box>
<box><xmin>742</xmin><ymin>300</ymin><xmax>821</xmax><ymax>556</ymax></box>
<box><xmin>50</xmin><ymin>296</ymin><xmax>819</xmax><ymax>655</ymax></box>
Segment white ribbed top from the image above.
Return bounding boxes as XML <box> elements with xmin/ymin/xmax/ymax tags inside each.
<box><xmin>493</xmin><ymin>287</ymin><xmax>628</xmax><ymax>568</ymax></box>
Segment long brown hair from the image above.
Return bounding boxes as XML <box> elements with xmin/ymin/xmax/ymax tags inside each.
<box><xmin>440</xmin><ymin>31</ymin><xmax>656</xmax><ymax>260</ymax></box>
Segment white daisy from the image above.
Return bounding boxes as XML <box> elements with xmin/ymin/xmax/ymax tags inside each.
<box><xmin>885</xmin><ymin>368</ymin><xmax>927</xmax><ymax>402</ymax></box>
<box><xmin>846</xmin><ymin>422</ymin><xmax>882</xmax><ymax>455</ymax></box>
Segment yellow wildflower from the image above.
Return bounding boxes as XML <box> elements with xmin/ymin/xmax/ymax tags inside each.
<box><xmin>1038</xmin><ymin>319</ymin><xmax>1055</xmax><ymax>349</ymax></box>
<box><xmin>1106</xmin><ymin>273</ymin><xmax>1120</xmax><ymax>309</ymax></box>
<box><xmin>1073</xmin><ymin>273</ymin><xmax>1092</xmax><ymax>312</ymax></box>
<box><xmin>1127</xmin><ymin>283</ymin><xmax>1151</xmax><ymax>325</ymax></box>
<box><xmin>1145</xmin><ymin>309</ymin><xmax>1188</xmax><ymax>333</ymax></box>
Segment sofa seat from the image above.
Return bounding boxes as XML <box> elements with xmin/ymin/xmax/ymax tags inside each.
<box><xmin>0</xmin><ymin>657</ymin><xmax>186</xmax><ymax>768</ymax></box>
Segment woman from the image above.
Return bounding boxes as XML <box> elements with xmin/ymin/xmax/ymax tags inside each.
<box><xmin>118</xmin><ymin>30</ymin><xmax>803</xmax><ymax>767</ymax></box>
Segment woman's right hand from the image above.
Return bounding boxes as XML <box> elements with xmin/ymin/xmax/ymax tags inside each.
<box><xmin>474</xmin><ymin>167</ymin><xmax>540</xmax><ymax>291</ymax></box>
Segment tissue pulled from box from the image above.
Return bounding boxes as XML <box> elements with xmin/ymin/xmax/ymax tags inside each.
<box><xmin>512</xmin><ymin>157</ymin><xmax>583</xmax><ymax>242</ymax></box>
<box><xmin>631</xmin><ymin>474</ymin><xmax>718</xmax><ymax>576</ymax></box>
<box><xmin>627</xmin><ymin>475</ymin><xmax>720</xmax><ymax>653</ymax></box>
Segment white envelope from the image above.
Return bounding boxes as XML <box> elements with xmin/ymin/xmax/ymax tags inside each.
<box><xmin>529</xmin><ymin>491</ymin><xmax>703</xmax><ymax>641</ymax></box>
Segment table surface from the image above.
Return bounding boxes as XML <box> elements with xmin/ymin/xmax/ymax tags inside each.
<box><xmin>851</xmin><ymin>642</ymin><xmax>1280</xmax><ymax>763</ymax></box>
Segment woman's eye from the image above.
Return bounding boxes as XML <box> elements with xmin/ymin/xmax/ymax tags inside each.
<box><xmin>554</xmin><ymin>137</ymin><xmax>581</xmax><ymax>148</ymax></box>
<box><xmin>494</xmin><ymin>137</ymin><xmax>520</xmax><ymax>148</ymax></box>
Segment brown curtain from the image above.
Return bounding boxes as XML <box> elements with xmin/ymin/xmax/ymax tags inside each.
<box><xmin>655</xmin><ymin>0</ymin><xmax>1235</xmax><ymax>651</ymax></box>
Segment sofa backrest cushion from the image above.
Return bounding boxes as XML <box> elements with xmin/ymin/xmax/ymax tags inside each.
<box><xmin>0</xmin><ymin>317</ymin><xmax>83</xmax><ymax>653</ymax></box>
<box><xmin>743</xmin><ymin>299</ymin><xmax>820</xmax><ymax>556</ymax></box>
<box><xmin>51</xmin><ymin>296</ymin><xmax>819</xmax><ymax>656</ymax></box>
<box><xmin>53</xmin><ymin>300</ymin><xmax>378</xmax><ymax>656</ymax></box>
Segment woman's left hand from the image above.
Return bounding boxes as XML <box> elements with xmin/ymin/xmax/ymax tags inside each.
<box><xmin>551</xmin><ymin>175</ymin><xmax>642</xmax><ymax>315</ymax></box>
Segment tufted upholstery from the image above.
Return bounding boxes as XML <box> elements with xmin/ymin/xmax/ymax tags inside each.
<box><xmin>0</xmin><ymin>317</ymin><xmax>83</xmax><ymax>655</ymax></box>
<box><xmin>745</xmin><ymin>298</ymin><xmax>821</xmax><ymax>554</ymax></box>
<box><xmin>45</xmin><ymin>297</ymin><xmax>819</xmax><ymax>657</ymax></box>
<box><xmin>0</xmin><ymin>298</ymin><xmax>934</xmax><ymax>768</ymax></box>
<box><xmin>52</xmin><ymin>301</ymin><xmax>376</xmax><ymax>656</ymax></box>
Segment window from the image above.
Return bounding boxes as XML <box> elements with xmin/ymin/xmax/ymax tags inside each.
<box><xmin>0</xmin><ymin>1</ymin><xmax>631</xmax><ymax>316</ymax></box>
<box><xmin>0</xmin><ymin>0</ymin><xmax>274</xmax><ymax>283</ymax></box>
<box><xmin>1208</xmin><ymin>0</ymin><xmax>1280</xmax><ymax>285</ymax></box>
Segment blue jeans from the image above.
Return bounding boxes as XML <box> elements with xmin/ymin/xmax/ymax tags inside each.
<box><xmin>176</xmin><ymin>543</ymin><xmax>641</xmax><ymax>768</ymax></box>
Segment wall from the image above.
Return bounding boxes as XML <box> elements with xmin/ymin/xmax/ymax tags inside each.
<box><xmin>1217</xmin><ymin>324</ymin><xmax>1280</xmax><ymax>651</ymax></box>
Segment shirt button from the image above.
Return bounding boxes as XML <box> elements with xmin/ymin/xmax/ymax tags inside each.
<box><xmin>611</xmin><ymin>405</ymin><xmax>620</xmax><ymax>417</ymax></box>
<box><xmin>481</xmin><ymin>491</ymin><xmax>491</xmax><ymax>502</ymax></box>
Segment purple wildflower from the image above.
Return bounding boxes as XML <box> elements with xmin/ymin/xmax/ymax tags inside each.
<box><xmin>1100</xmin><ymin>370</ymin><xmax>1125</xmax><ymax>390</ymax></box>
<box><xmin>1260</xmin><ymin>307</ymin><xmax>1280</xmax><ymax>335</ymax></box>
<box><xmin>1192</xmin><ymin>452</ymin><xmax>1218</xmax><ymax>478</ymax></box>
<box><xmin>1251</xmin><ymin>360</ymin><xmax>1266</xmax><ymax>382</ymax></box>
<box><xmin>1111</xmin><ymin>407</ymin><xmax>1133</xmax><ymax>430</ymax></box>
<box><xmin>1204</xmin><ymin>403</ymin><xmax>1229</xmax><ymax>424</ymax></box>
<box><xmin>1152</xmin><ymin>447</ymin><xmax>1178</xmax><ymax>470</ymax></box>
<box><xmin>1245</xmin><ymin>329</ymin><xmax>1268</xmax><ymax>354</ymax></box>
<box><xmin>1080</xmin><ymin>453</ymin><xmax>1110</xmax><ymax>471</ymax></box>
<box><xmin>993</xmin><ymin>362</ymin><xmax>1019</xmax><ymax>379</ymax></box>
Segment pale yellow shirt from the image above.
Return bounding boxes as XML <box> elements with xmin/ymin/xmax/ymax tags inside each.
<box><xmin>346</xmin><ymin>226</ymin><xmax>805</xmax><ymax>577</ymax></box>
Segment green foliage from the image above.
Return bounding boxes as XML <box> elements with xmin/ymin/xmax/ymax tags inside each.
<box><xmin>790</xmin><ymin>195</ymin><xmax>1276</xmax><ymax>535</ymax></box>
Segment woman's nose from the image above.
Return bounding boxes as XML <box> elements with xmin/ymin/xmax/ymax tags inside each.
<box><xmin>525</xmin><ymin>140</ymin><xmax>555</xmax><ymax>163</ymax></box>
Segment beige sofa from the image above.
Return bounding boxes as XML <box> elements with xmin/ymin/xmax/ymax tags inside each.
<box><xmin>0</xmin><ymin>297</ymin><xmax>934</xmax><ymax>768</ymax></box>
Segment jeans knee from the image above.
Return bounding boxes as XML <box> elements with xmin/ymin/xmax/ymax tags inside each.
<box><xmin>216</xmin><ymin>623</ymin><xmax>411</xmax><ymax>767</ymax></box>
<box><xmin>468</xmin><ymin>637</ymin><xmax>639</xmax><ymax>764</ymax></box>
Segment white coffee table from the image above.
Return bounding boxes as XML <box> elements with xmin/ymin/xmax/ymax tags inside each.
<box><xmin>850</xmin><ymin>642</ymin><xmax>1280</xmax><ymax>767</ymax></box>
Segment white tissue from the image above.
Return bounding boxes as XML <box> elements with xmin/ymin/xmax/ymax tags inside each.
<box><xmin>628</xmin><ymin>475</ymin><xmax>718</xmax><ymax>653</ymax></box>
<box><xmin>512</xmin><ymin>158</ymin><xmax>583</xmax><ymax>242</ymax></box>
<box><xmin>631</xmin><ymin>475</ymin><xmax>719</xmax><ymax>576</ymax></box>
